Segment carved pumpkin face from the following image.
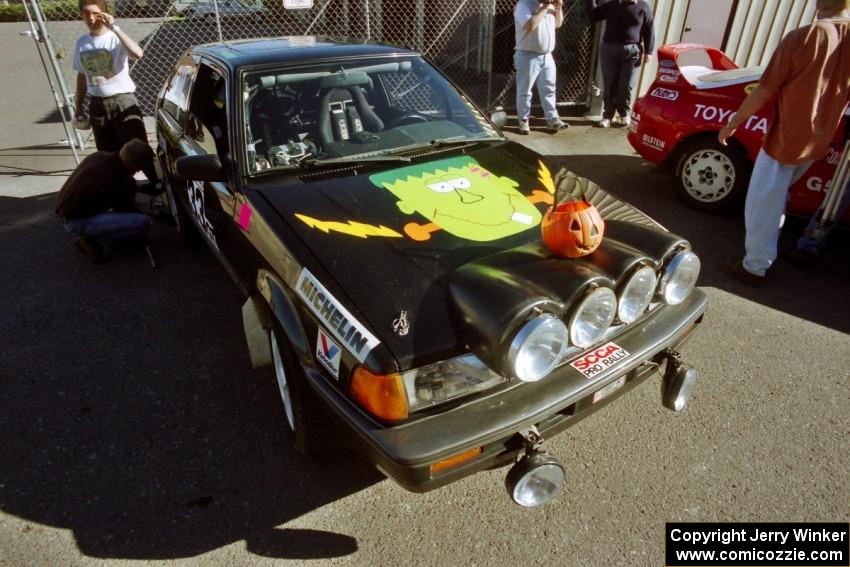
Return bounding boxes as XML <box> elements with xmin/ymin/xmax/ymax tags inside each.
<box><xmin>541</xmin><ymin>200</ymin><xmax>605</xmax><ymax>258</ymax></box>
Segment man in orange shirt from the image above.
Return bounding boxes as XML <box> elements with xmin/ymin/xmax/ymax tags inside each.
<box><xmin>718</xmin><ymin>0</ymin><xmax>850</xmax><ymax>286</ymax></box>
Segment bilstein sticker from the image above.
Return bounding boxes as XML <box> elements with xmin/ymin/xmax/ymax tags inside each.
<box><xmin>570</xmin><ymin>342</ymin><xmax>630</xmax><ymax>379</ymax></box>
<box><xmin>642</xmin><ymin>134</ymin><xmax>666</xmax><ymax>151</ymax></box>
<box><xmin>296</xmin><ymin>268</ymin><xmax>380</xmax><ymax>363</ymax></box>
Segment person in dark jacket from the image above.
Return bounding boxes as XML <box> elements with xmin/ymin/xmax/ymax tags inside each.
<box><xmin>585</xmin><ymin>0</ymin><xmax>655</xmax><ymax>128</ymax></box>
<box><xmin>56</xmin><ymin>139</ymin><xmax>155</xmax><ymax>263</ymax></box>
<box><xmin>73</xmin><ymin>0</ymin><xmax>163</xmax><ymax>194</ymax></box>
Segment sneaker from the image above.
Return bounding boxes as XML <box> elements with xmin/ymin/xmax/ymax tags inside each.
<box><xmin>612</xmin><ymin>115</ymin><xmax>631</xmax><ymax>128</ymax></box>
<box><xmin>517</xmin><ymin>121</ymin><xmax>530</xmax><ymax>135</ymax></box>
<box><xmin>782</xmin><ymin>247</ymin><xmax>815</xmax><ymax>271</ymax></box>
<box><xmin>598</xmin><ymin>118</ymin><xmax>611</xmax><ymax>128</ymax></box>
<box><xmin>546</xmin><ymin>119</ymin><xmax>569</xmax><ymax>133</ymax></box>
<box><xmin>75</xmin><ymin>236</ymin><xmax>111</xmax><ymax>264</ymax></box>
<box><xmin>723</xmin><ymin>259</ymin><xmax>765</xmax><ymax>288</ymax></box>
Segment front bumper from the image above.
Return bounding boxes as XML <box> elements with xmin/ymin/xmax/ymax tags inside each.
<box><xmin>305</xmin><ymin>289</ymin><xmax>707</xmax><ymax>492</ymax></box>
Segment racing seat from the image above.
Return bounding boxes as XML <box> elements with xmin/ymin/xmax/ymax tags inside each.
<box><xmin>317</xmin><ymin>84</ymin><xmax>384</xmax><ymax>147</ymax></box>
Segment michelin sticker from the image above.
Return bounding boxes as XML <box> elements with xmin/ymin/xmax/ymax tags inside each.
<box><xmin>296</xmin><ymin>268</ymin><xmax>380</xmax><ymax>363</ymax></box>
<box><xmin>316</xmin><ymin>328</ymin><xmax>342</xmax><ymax>378</ymax></box>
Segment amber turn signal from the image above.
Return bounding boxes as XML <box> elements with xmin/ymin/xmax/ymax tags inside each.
<box><xmin>349</xmin><ymin>366</ymin><xmax>409</xmax><ymax>421</ymax></box>
<box><xmin>430</xmin><ymin>447</ymin><xmax>482</xmax><ymax>477</ymax></box>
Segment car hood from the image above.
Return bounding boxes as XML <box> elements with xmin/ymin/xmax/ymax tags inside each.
<box><xmin>258</xmin><ymin>141</ymin><xmax>678</xmax><ymax>371</ymax></box>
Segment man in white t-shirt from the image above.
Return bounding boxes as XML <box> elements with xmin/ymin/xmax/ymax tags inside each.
<box><xmin>73</xmin><ymin>0</ymin><xmax>161</xmax><ymax>192</ymax></box>
<box><xmin>513</xmin><ymin>0</ymin><xmax>569</xmax><ymax>135</ymax></box>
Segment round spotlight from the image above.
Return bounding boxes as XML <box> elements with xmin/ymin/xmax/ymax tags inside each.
<box><xmin>618</xmin><ymin>265</ymin><xmax>658</xmax><ymax>323</ymax></box>
<box><xmin>569</xmin><ymin>287</ymin><xmax>617</xmax><ymax>348</ymax></box>
<box><xmin>507</xmin><ymin>315</ymin><xmax>569</xmax><ymax>382</ymax></box>
<box><xmin>659</xmin><ymin>250</ymin><xmax>701</xmax><ymax>305</ymax></box>
<box><xmin>662</xmin><ymin>364</ymin><xmax>698</xmax><ymax>412</ymax></box>
<box><xmin>505</xmin><ymin>451</ymin><xmax>566</xmax><ymax>507</ymax></box>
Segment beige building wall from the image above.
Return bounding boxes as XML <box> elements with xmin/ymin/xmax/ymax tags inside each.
<box><xmin>633</xmin><ymin>0</ymin><xmax>819</xmax><ymax>97</ymax></box>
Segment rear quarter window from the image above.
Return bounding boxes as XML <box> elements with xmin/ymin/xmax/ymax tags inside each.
<box><xmin>160</xmin><ymin>58</ymin><xmax>198</xmax><ymax>125</ymax></box>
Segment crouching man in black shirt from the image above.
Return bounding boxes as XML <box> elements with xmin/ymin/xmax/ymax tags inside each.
<box><xmin>56</xmin><ymin>139</ymin><xmax>155</xmax><ymax>263</ymax></box>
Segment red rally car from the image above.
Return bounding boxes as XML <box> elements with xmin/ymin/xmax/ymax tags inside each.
<box><xmin>628</xmin><ymin>42</ymin><xmax>850</xmax><ymax>222</ymax></box>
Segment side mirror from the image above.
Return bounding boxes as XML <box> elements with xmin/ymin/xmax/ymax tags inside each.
<box><xmin>175</xmin><ymin>154</ymin><xmax>226</xmax><ymax>182</ymax></box>
<box><xmin>490</xmin><ymin>106</ymin><xmax>508</xmax><ymax>130</ymax></box>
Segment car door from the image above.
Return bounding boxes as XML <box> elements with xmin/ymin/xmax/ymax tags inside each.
<box><xmin>180</xmin><ymin>59</ymin><xmax>251</xmax><ymax>290</ymax></box>
<box><xmin>156</xmin><ymin>56</ymin><xmax>248</xmax><ymax>293</ymax></box>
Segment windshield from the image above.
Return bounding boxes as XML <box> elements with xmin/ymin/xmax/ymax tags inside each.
<box><xmin>241</xmin><ymin>56</ymin><xmax>500</xmax><ymax>173</ymax></box>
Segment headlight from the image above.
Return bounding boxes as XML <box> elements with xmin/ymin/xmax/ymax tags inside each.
<box><xmin>505</xmin><ymin>451</ymin><xmax>565</xmax><ymax>507</ymax></box>
<box><xmin>659</xmin><ymin>250</ymin><xmax>701</xmax><ymax>305</ymax></box>
<box><xmin>569</xmin><ymin>287</ymin><xmax>617</xmax><ymax>348</ymax></box>
<box><xmin>618</xmin><ymin>265</ymin><xmax>658</xmax><ymax>323</ymax></box>
<box><xmin>507</xmin><ymin>315</ymin><xmax>569</xmax><ymax>382</ymax></box>
<box><xmin>401</xmin><ymin>354</ymin><xmax>507</xmax><ymax>412</ymax></box>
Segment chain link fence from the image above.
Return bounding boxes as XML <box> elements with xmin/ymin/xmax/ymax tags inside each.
<box><xmin>27</xmin><ymin>0</ymin><xmax>595</xmax><ymax>119</ymax></box>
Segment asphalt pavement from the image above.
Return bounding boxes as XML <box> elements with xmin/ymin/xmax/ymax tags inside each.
<box><xmin>1</xmin><ymin>22</ymin><xmax>848</xmax><ymax>567</ymax></box>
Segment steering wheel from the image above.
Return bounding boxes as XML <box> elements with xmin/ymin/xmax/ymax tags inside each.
<box><xmin>387</xmin><ymin>112</ymin><xmax>429</xmax><ymax>128</ymax></box>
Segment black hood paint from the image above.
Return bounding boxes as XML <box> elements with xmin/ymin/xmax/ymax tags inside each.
<box><xmin>258</xmin><ymin>141</ymin><xmax>683</xmax><ymax>370</ymax></box>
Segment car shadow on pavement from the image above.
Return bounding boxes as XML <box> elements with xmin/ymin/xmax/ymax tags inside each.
<box><xmin>550</xmin><ymin>153</ymin><xmax>850</xmax><ymax>336</ymax></box>
<box><xmin>0</xmin><ymin>193</ymin><xmax>382</xmax><ymax>560</ymax></box>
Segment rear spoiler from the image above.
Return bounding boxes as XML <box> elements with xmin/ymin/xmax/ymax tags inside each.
<box><xmin>655</xmin><ymin>44</ymin><xmax>738</xmax><ymax>88</ymax></box>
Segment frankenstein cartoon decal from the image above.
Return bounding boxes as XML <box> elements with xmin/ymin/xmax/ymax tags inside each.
<box><xmin>295</xmin><ymin>156</ymin><xmax>555</xmax><ymax>242</ymax></box>
<box><xmin>373</xmin><ymin>156</ymin><xmax>544</xmax><ymax>242</ymax></box>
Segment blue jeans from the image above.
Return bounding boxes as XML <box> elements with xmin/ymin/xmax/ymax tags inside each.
<box><xmin>743</xmin><ymin>150</ymin><xmax>812</xmax><ymax>276</ymax></box>
<box><xmin>63</xmin><ymin>212</ymin><xmax>152</xmax><ymax>247</ymax></box>
<box><xmin>514</xmin><ymin>51</ymin><xmax>560</xmax><ymax>124</ymax></box>
<box><xmin>797</xmin><ymin>175</ymin><xmax>850</xmax><ymax>253</ymax></box>
<box><xmin>600</xmin><ymin>42</ymin><xmax>641</xmax><ymax>120</ymax></box>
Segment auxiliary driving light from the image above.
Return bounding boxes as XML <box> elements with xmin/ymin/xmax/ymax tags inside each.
<box><xmin>505</xmin><ymin>451</ymin><xmax>565</xmax><ymax>507</ymax></box>
<box><xmin>661</xmin><ymin>363</ymin><xmax>698</xmax><ymax>412</ymax></box>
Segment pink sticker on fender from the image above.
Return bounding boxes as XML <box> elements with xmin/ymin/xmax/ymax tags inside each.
<box><xmin>569</xmin><ymin>342</ymin><xmax>630</xmax><ymax>379</ymax></box>
<box><xmin>237</xmin><ymin>203</ymin><xmax>253</xmax><ymax>231</ymax></box>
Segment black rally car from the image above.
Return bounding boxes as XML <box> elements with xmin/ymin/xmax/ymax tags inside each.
<box><xmin>155</xmin><ymin>37</ymin><xmax>706</xmax><ymax>507</ymax></box>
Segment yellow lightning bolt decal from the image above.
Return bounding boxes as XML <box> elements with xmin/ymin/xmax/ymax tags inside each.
<box><xmin>296</xmin><ymin>214</ymin><xmax>403</xmax><ymax>239</ymax></box>
<box><xmin>537</xmin><ymin>160</ymin><xmax>556</xmax><ymax>195</ymax></box>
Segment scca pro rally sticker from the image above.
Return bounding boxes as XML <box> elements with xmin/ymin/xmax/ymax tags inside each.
<box><xmin>296</xmin><ymin>268</ymin><xmax>380</xmax><ymax>363</ymax></box>
<box><xmin>316</xmin><ymin>328</ymin><xmax>341</xmax><ymax>379</ymax></box>
<box><xmin>570</xmin><ymin>342</ymin><xmax>630</xmax><ymax>379</ymax></box>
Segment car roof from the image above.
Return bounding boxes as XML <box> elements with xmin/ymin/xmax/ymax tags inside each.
<box><xmin>192</xmin><ymin>37</ymin><xmax>419</xmax><ymax>69</ymax></box>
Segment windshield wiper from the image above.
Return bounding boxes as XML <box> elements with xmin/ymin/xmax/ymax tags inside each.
<box><xmin>301</xmin><ymin>155</ymin><xmax>411</xmax><ymax>168</ymax></box>
<box><xmin>390</xmin><ymin>136</ymin><xmax>504</xmax><ymax>155</ymax></box>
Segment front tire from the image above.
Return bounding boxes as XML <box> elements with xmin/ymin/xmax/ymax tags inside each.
<box><xmin>160</xmin><ymin>168</ymin><xmax>202</xmax><ymax>245</ymax></box>
<box><xmin>269</xmin><ymin>326</ymin><xmax>329</xmax><ymax>456</ymax></box>
<box><xmin>674</xmin><ymin>137</ymin><xmax>750</xmax><ymax>213</ymax></box>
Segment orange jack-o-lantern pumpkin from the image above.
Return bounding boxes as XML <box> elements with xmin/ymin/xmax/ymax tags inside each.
<box><xmin>541</xmin><ymin>200</ymin><xmax>605</xmax><ymax>258</ymax></box>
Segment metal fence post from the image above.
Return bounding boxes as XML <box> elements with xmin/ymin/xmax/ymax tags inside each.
<box><xmin>24</xmin><ymin>0</ymin><xmax>82</xmax><ymax>163</ymax></box>
<box><xmin>414</xmin><ymin>0</ymin><xmax>424</xmax><ymax>51</ymax></box>
<box><xmin>364</xmin><ymin>0</ymin><xmax>370</xmax><ymax>38</ymax></box>
<box><xmin>213</xmin><ymin>0</ymin><xmax>223</xmax><ymax>42</ymax></box>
